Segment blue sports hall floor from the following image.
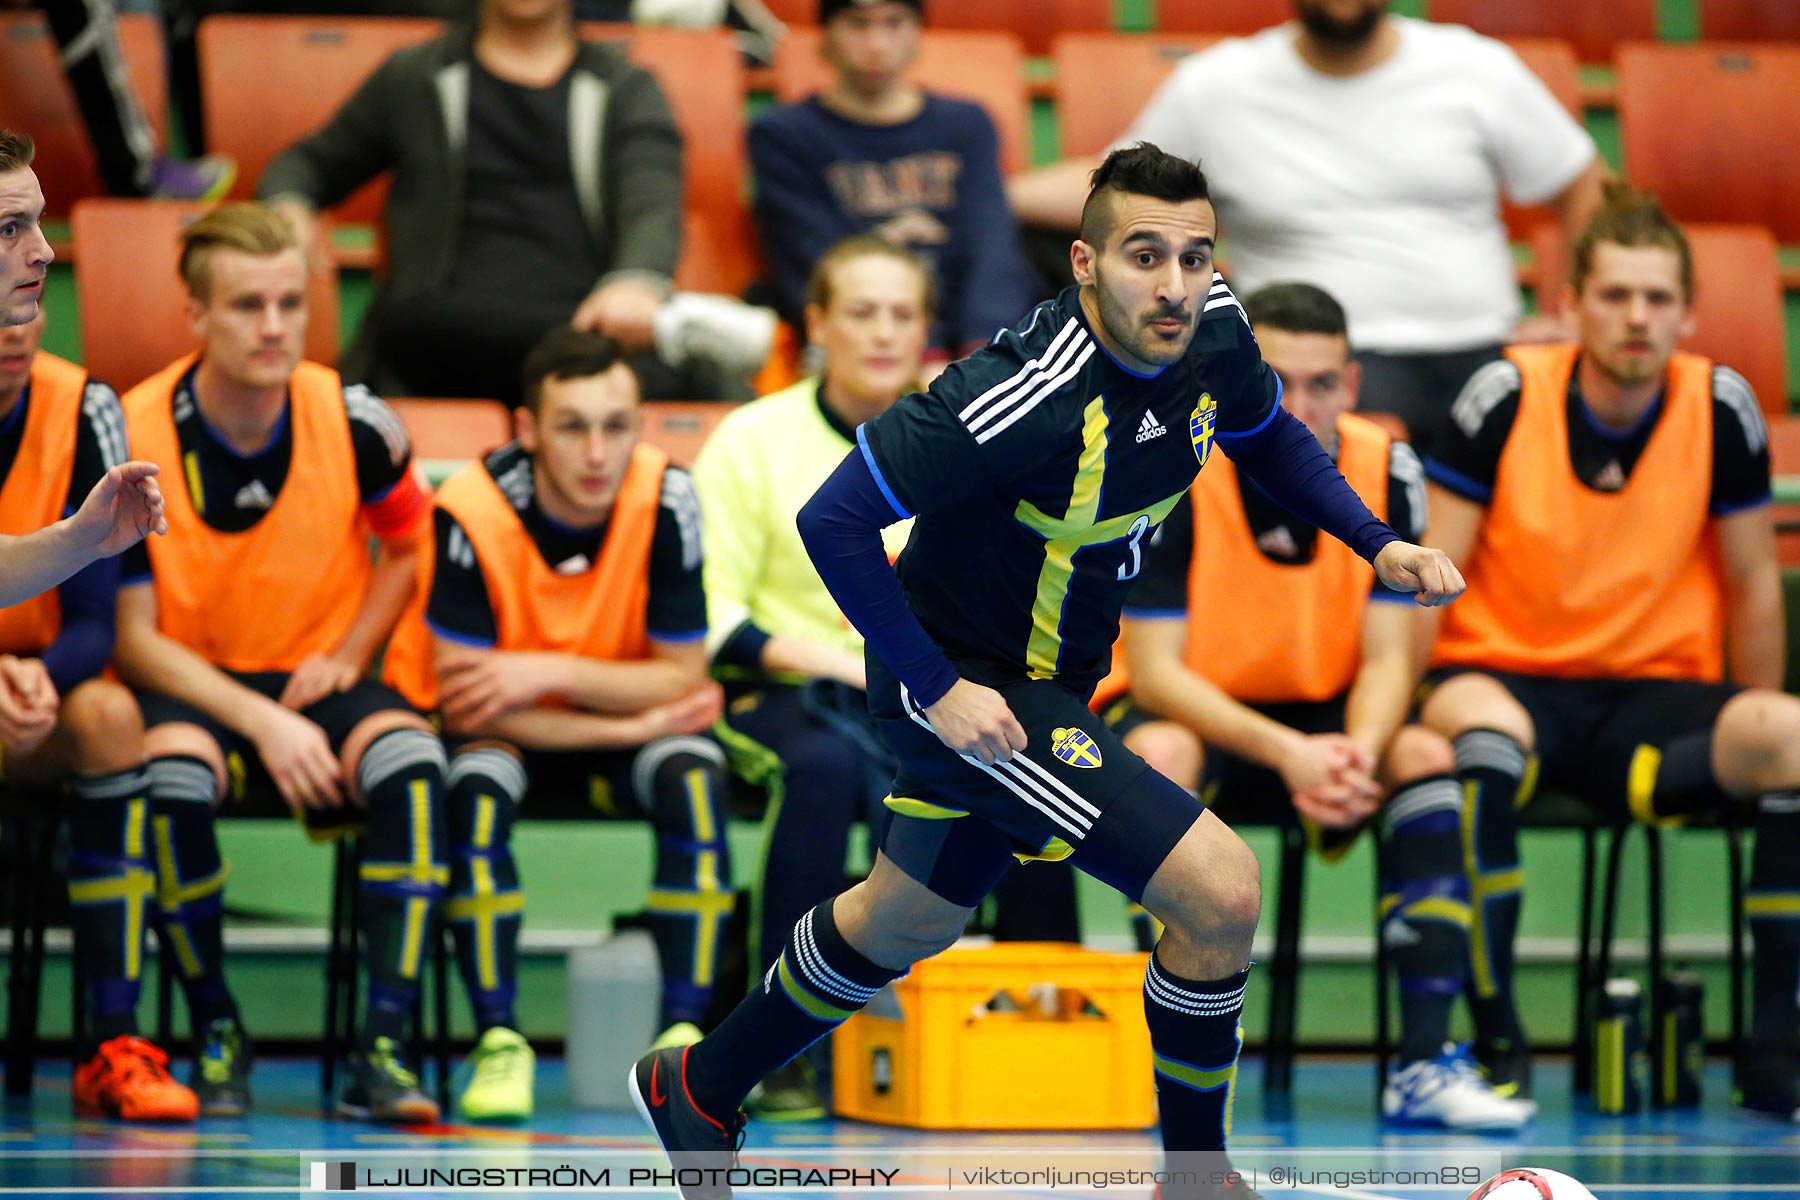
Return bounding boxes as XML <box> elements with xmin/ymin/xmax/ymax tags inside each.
<box><xmin>2</xmin><ymin>1056</ymin><xmax>1795</xmax><ymax>1197</ymax></box>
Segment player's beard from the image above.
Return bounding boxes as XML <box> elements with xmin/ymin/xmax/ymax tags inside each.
<box><xmin>1295</xmin><ymin>1</ymin><xmax>1386</xmax><ymax>48</ymax></box>
<box><xmin>1092</xmin><ymin>268</ymin><xmax>1192</xmax><ymax>369</ymax></box>
<box><xmin>1594</xmin><ymin>348</ymin><xmax>1664</xmax><ymax>388</ymax></box>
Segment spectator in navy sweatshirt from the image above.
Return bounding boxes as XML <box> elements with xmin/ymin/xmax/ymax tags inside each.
<box><xmin>748</xmin><ymin>0</ymin><xmax>1039</xmax><ymax>376</ymax></box>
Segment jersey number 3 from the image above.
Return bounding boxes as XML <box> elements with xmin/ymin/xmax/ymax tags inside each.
<box><xmin>1116</xmin><ymin>513</ymin><xmax>1152</xmax><ymax>581</ymax></box>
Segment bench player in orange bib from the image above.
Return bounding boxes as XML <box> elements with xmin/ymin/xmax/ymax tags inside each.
<box><xmin>112</xmin><ymin>205</ymin><xmax>446</xmax><ymax>1122</ymax></box>
<box><xmin>0</xmin><ymin>303</ymin><xmax>197</xmax><ymax>1121</ymax></box>
<box><xmin>384</xmin><ymin>327</ymin><xmax>733</xmax><ymax>1123</ymax></box>
<box><xmin>1418</xmin><ymin>184</ymin><xmax>1800</xmax><ymax>1119</ymax></box>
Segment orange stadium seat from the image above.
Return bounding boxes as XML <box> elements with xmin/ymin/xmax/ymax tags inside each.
<box><xmin>1699</xmin><ymin>1</ymin><xmax>1800</xmax><ymax>40</ymax></box>
<box><xmin>0</xmin><ymin>11</ymin><xmax>166</xmax><ymax>218</ymax></box>
<box><xmin>919</xmin><ymin>0</ymin><xmax>1111</xmax><ymax>56</ymax></box>
<box><xmin>1152</xmin><ymin>0</ymin><xmax>1289</xmax><ymax>36</ymax></box>
<box><xmin>70</xmin><ymin>199</ymin><xmax>339</xmax><ymax>391</ymax></box>
<box><xmin>639</xmin><ymin>401</ymin><xmax>739</xmax><ymax>468</ymax></box>
<box><xmin>1427</xmin><ymin>0</ymin><xmax>1656</xmax><ymax>64</ymax></box>
<box><xmin>773</xmin><ymin>28</ymin><xmax>1030</xmax><ymax>173</ymax></box>
<box><xmin>1531</xmin><ymin>222</ymin><xmax>1791</xmax><ymax>420</ymax></box>
<box><xmin>1504</xmin><ymin>37</ymin><xmax>1582</xmax><ymax>121</ymax></box>
<box><xmin>1051</xmin><ymin>33</ymin><xmax>1221</xmax><ymax>158</ymax></box>
<box><xmin>1617</xmin><ymin>44</ymin><xmax>1800</xmax><ymax>243</ymax></box>
<box><xmin>759</xmin><ymin>0</ymin><xmax>817</xmax><ymax>24</ymax></box>
<box><xmin>197</xmin><ymin>16</ymin><xmax>441</xmax><ymax>224</ymax></box>
<box><xmin>580</xmin><ymin>25</ymin><xmax>759</xmax><ymax>297</ymax></box>
<box><xmin>388</xmin><ymin>398</ymin><xmax>514</xmax><ymax>463</ymax></box>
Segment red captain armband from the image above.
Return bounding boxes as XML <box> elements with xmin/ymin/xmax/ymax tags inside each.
<box><xmin>362</xmin><ymin>462</ymin><xmax>433</xmax><ymax>541</ymax></box>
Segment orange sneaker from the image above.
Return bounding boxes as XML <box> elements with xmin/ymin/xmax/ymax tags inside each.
<box><xmin>74</xmin><ymin>1036</ymin><xmax>200</xmax><ymax>1122</ymax></box>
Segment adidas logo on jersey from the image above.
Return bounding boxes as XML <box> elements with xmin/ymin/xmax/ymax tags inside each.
<box><xmin>1257</xmin><ymin>526</ymin><xmax>1302</xmax><ymax>560</ymax></box>
<box><xmin>1135</xmin><ymin>411</ymin><xmax>1168</xmax><ymax>443</ymax></box>
<box><xmin>233</xmin><ymin>480</ymin><xmax>274</xmax><ymax>511</ymax></box>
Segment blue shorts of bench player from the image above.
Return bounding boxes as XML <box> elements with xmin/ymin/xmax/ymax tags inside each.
<box><xmin>866</xmin><ymin>654</ymin><xmax>1204</xmax><ymax>906</ymax></box>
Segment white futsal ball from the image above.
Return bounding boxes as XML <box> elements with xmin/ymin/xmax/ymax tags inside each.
<box><xmin>1469</xmin><ymin>1169</ymin><xmax>1597</xmax><ymax>1200</ymax></box>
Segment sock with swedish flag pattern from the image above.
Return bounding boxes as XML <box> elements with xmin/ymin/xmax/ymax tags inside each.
<box><xmin>354</xmin><ymin>729</ymin><xmax>449</xmax><ymax>1045</ymax></box>
<box><xmin>1144</xmin><ymin>951</ymin><xmax>1247</xmax><ymax>1152</ymax></box>
<box><xmin>1380</xmin><ymin>774</ymin><xmax>1472</xmax><ymax>1063</ymax></box>
<box><xmin>683</xmin><ymin>897</ymin><xmax>902</xmax><ymax>1120</ymax></box>
<box><xmin>1749</xmin><ymin>792</ymin><xmax>1800</xmax><ymax>1050</ymax></box>
<box><xmin>67</xmin><ymin>768</ymin><xmax>155</xmax><ymax>1049</ymax></box>
<box><xmin>1453</xmin><ymin>728</ymin><xmax>1528</xmax><ymax>1049</ymax></box>
<box><xmin>146</xmin><ymin>755</ymin><xmax>237</xmax><ymax>1029</ymax></box>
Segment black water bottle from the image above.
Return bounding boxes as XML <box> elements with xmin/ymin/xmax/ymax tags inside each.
<box><xmin>1594</xmin><ymin>977</ymin><xmax>1647</xmax><ymax>1114</ymax></box>
<box><xmin>1657</xmin><ymin>972</ymin><xmax>1705</xmax><ymax>1108</ymax></box>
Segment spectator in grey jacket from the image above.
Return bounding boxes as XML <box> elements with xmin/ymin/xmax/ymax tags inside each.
<box><xmin>259</xmin><ymin>0</ymin><xmax>749</xmax><ymax>403</ymax></box>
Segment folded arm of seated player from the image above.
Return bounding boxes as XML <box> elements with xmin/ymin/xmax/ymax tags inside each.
<box><xmin>427</xmin><ymin>488</ymin><xmax>720</xmax><ymax>744</ymax></box>
<box><xmin>433</xmin><ymin>635</ymin><xmax>716</xmax><ymax>737</ymax></box>
<box><xmin>455</xmin><ymin>689</ymin><xmax>723</xmax><ymax>752</ymax></box>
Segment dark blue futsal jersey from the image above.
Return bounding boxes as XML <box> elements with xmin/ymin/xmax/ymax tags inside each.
<box><xmin>858</xmin><ymin>278</ymin><xmax>1280</xmax><ymax>693</ymax></box>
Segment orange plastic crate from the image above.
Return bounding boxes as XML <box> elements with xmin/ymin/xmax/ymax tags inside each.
<box><xmin>832</xmin><ymin>943</ymin><xmax>1157</xmax><ymax>1130</ymax></box>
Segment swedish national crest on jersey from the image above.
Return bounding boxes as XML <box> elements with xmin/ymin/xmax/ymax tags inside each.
<box><xmin>1190</xmin><ymin>393</ymin><xmax>1218</xmax><ymax>467</ymax></box>
<box><xmin>1050</xmin><ymin>727</ymin><xmax>1103</xmax><ymax>769</ymax></box>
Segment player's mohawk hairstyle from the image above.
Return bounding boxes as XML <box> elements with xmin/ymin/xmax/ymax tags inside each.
<box><xmin>1081</xmin><ymin>142</ymin><xmax>1210</xmax><ymax>245</ymax></box>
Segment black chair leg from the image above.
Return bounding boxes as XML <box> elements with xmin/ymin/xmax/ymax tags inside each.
<box><xmin>1726</xmin><ymin>823</ymin><xmax>1746</xmax><ymax>1063</ymax></box>
<box><xmin>322</xmin><ymin>838</ymin><xmax>357</xmax><ymax>1097</ymax></box>
<box><xmin>1572</xmin><ymin>827</ymin><xmax>1598</xmax><ymax>1095</ymax></box>
<box><xmin>1372</xmin><ymin>829</ymin><xmax>1392</xmax><ymax>1100</ymax></box>
<box><xmin>70</xmin><ymin>914</ymin><xmax>89</xmax><ymax>1067</ymax></box>
<box><xmin>4</xmin><ymin>809</ymin><xmax>55</xmax><ymax>1097</ymax></box>
<box><xmin>1645</xmin><ymin>826</ymin><xmax>1667</xmax><ymax>1109</ymax></box>
<box><xmin>1263</xmin><ymin>825</ymin><xmax>1304</xmax><ymax>1096</ymax></box>
<box><xmin>1592</xmin><ymin>821</ymin><xmax>1632</xmax><ymax>1065</ymax></box>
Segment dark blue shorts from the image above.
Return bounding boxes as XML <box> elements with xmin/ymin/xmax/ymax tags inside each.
<box><xmin>867</xmin><ymin>656</ymin><xmax>1203</xmax><ymax>906</ymax></box>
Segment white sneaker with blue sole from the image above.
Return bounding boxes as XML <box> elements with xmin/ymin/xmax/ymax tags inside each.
<box><xmin>1383</xmin><ymin>1044</ymin><xmax>1536</xmax><ymax>1130</ymax></box>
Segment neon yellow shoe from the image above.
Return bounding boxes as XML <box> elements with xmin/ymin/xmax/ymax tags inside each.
<box><xmin>649</xmin><ymin>1022</ymin><xmax>703</xmax><ymax>1052</ymax></box>
<box><xmin>456</xmin><ymin>1027</ymin><xmax>535</xmax><ymax>1123</ymax></box>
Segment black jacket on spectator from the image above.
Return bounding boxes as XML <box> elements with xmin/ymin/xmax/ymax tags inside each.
<box><xmin>257</xmin><ymin>24</ymin><xmax>684</xmax><ymax>389</ymax></box>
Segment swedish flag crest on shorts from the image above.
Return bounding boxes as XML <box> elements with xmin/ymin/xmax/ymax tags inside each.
<box><xmin>1190</xmin><ymin>392</ymin><xmax>1217</xmax><ymax>467</ymax></box>
<box><xmin>1051</xmin><ymin>727</ymin><xmax>1103</xmax><ymax>769</ymax></box>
